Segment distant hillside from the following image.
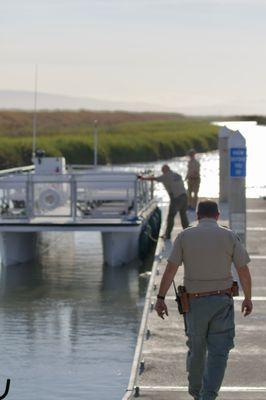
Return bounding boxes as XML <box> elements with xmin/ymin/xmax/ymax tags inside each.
<box><xmin>2</xmin><ymin>90</ymin><xmax>266</xmax><ymax>116</ymax></box>
<box><xmin>0</xmin><ymin>90</ymin><xmax>176</xmax><ymax>113</ymax></box>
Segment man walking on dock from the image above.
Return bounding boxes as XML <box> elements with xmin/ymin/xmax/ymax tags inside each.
<box><xmin>155</xmin><ymin>200</ymin><xmax>252</xmax><ymax>400</ymax></box>
<box><xmin>140</xmin><ymin>164</ymin><xmax>189</xmax><ymax>238</ymax></box>
<box><xmin>186</xmin><ymin>148</ymin><xmax>201</xmax><ymax>211</ymax></box>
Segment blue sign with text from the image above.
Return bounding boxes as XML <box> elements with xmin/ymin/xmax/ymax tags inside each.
<box><xmin>230</xmin><ymin>148</ymin><xmax>246</xmax><ymax>177</ymax></box>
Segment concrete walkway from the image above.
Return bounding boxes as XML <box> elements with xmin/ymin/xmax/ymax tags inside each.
<box><xmin>134</xmin><ymin>198</ymin><xmax>266</xmax><ymax>400</ymax></box>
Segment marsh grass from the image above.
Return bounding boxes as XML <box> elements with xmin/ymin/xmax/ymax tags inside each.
<box><xmin>0</xmin><ymin>111</ymin><xmax>218</xmax><ymax>168</ymax></box>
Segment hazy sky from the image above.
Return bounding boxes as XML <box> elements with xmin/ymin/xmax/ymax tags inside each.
<box><xmin>1</xmin><ymin>0</ymin><xmax>266</xmax><ymax>114</ymax></box>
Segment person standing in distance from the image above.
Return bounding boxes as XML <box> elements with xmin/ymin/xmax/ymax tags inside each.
<box><xmin>140</xmin><ymin>164</ymin><xmax>189</xmax><ymax>239</ymax></box>
<box><xmin>155</xmin><ymin>200</ymin><xmax>252</xmax><ymax>400</ymax></box>
<box><xmin>186</xmin><ymin>149</ymin><xmax>201</xmax><ymax>211</ymax></box>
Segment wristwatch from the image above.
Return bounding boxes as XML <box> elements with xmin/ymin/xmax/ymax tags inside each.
<box><xmin>157</xmin><ymin>294</ymin><xmax>165</xmax><ymax>300</ymax></box>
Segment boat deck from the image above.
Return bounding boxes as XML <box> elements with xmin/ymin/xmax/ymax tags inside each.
<box><xmin>0</xmin><ymin>217</ymin><xmax>142</xmax><ymax>231</ymax></box>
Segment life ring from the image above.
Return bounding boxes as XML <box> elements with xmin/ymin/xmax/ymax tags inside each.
<box><xmin>39</xmin><ymin>188</ymin><xmax>61</xmax><ymax>211</ymax></box>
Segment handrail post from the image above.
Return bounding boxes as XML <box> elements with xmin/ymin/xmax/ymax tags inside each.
<box><xmin>134</xmin><ymin>179</ymin><xmax>138</xmax><ymax>217</ymax></box>
<box><xmin>150</xmin><ymin>180</ymin><xmax>154</xmax><ymax>200</ymax></box>
<box><xmin>26</xmin><ymin>174</ymin><xmax>34</xmax><ymax>219</ymax></box>
<box><xmin>71</xmin><ymin>175</ymin><xmax>77</xmax><ymax>222</ymax></box>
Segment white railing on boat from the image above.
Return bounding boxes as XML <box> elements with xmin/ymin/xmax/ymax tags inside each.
<box><xmin>0</xmin><ymin>171</ymin><xmax>154</xmax><ymax>223</ymax></box>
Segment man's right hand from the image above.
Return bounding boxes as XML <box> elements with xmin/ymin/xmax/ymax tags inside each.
<box><xmin>242</xmin><ymin>299</ymin><xmax>253</xmax><ymax>317</ymax></box>
<box><xmin>236</xmin><ymin>265</ymin><xmax>252</xmax><ymax>317</ymax></box>
<box><xmin>155</xmin><ymin>299</ymin><xmax>168</xmax><ymax>319</ymax></box>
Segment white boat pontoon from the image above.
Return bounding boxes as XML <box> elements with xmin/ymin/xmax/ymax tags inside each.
<box><xmin>0</xmin><ymin>156</ymin><xmax>159</xmax><ymax>267</ymax></box>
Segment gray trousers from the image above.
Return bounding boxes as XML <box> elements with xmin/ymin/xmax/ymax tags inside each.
<box><xmin>165</xmin><ymin>193</ymin><xmax>189</xmax><ymax>238</ymax></box>
<box><xmin>185</xmin><ymin>295</ymin><xmax>235</xmax><ymax>400</ymax></box>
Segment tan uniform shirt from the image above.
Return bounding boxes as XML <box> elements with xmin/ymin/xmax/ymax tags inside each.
<box><xmin>187</xmin><ymin>159</ymin><xmax>200</xmax><ymax>179</ymax></box>
<box><xmin>168</xmin><ymin>218</ymin><xmax>250</xmax><ymax>293</ymax></box>
<box><xmin>156</xmin><ymin>171</ymin><xmax>186</xmax><ymax>198</ymax></box>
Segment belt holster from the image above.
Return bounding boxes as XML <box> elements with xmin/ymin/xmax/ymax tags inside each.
<box><xmin>231</xmin><ymin>281</ymin><xmax>239</xmax><ymax>297</ymax></box>
<box><xmin>173</xmin><ymin>282</ymin><xmax>189</xmax><ymax>314</ymax></box>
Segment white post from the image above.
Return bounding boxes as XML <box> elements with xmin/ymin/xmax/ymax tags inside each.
<box><xmin>32</xmin><ymin>64</ymin><xmax>38</xmax><ymax>160</ymax></box>
<box><xmin>228</xmin><ymin>130</ymin><xmax>247</xmax><ymax>245</ymax></box>
<box><xmin>219</xmin><ymin>126</ymin><xmax>232</xmax><ymax>203</ymax></box>
<box><xmin>93</xmin><ymin>120</ymin><xmax>98</xmax><ymax>167</ymax></box>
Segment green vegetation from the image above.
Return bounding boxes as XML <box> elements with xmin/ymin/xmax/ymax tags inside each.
<box><xmin>229</xmin><ymin>115</ymin><xmax>266</xmax><ymax>125</ymax></box>
<box><xmin>0</xmin><ymin>111</ymin><xmax>219</xmax><ymax>168</ymax></box>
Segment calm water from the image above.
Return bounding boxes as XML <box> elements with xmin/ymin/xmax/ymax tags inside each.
<box><xmin>0</xmin><ymin>121</ymin><xmax>265</xmax><ymax>400</ymax></box>
<box><xmin>0</xmin><ymin>232</ymin><xmax>149</xmax><ymax>399</ymax></box>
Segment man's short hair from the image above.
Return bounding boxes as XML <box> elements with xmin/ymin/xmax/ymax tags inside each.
<box><xmin>188</xmin><ymin>148</ymin><xmax>196</xmax><ymax>155</ymax></box>
<box><xmin>197</xmin><ymin>200</ymin><xmax>219</xmax><ymax>218</ymax></box>
<box><xmin>161</xmin><ymin>164</ymin><xmax>170</xmax><ymax>173</ymax></box>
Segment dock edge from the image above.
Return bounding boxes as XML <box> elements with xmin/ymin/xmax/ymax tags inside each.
<box><xmin>122</xmin><ymin>206</ymin><xmax>167</xmax><ymax>399</ymax></box>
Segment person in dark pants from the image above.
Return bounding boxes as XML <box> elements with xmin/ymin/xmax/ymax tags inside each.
<box><xmin>140</xmin><ymin>164</ymin><xmax>189</xmax><ymax>238</ymax></box>
<box><xmin>154</xmin><ymin>200</ymin><xmax>253</xmax><ymax>400</ymax></box>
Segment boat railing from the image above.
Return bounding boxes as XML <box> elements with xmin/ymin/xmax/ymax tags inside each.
<box><xmin>0</xmin><ymin>165</ymin><xmax>34</xmax><ymax>176</ymax></box>
<box><xmin>0</xmin><ymin>172</ymin><xmax>154</xmax><ymax>222</ymax></box>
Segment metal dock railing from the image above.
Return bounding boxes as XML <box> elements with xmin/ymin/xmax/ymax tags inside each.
<box><xmin>122</xmin><ymin>209</ymin><xmax>167</xmax><ymax>399</ymax></box>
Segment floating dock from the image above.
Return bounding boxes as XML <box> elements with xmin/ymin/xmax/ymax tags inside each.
<box><xmin>124</xmin><ymin>198</ymin><xmax>266</xmax><ymax>400</ymax></box>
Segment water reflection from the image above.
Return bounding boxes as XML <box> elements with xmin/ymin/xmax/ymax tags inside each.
<box><xmin>0</xmin><ymin>231</ymin><xmax>149</xmax><ymax>400</ymax></box>
<box><xmin>0</xmin><ymin>261</ymin><xmax>43</xmax><ymax>301</ymax></box>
